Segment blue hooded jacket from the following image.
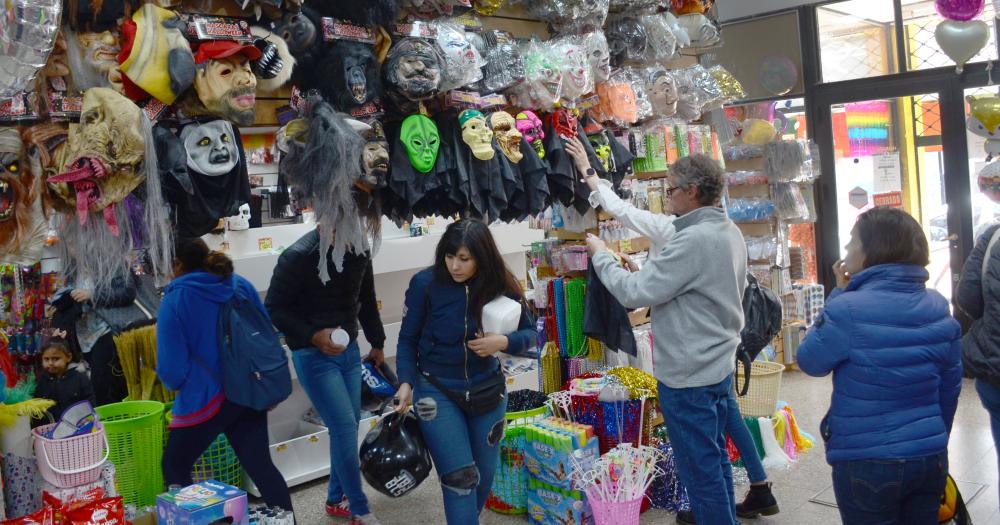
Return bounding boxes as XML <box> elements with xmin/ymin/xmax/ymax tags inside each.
<box><xmin>798</xmin><ymin>263</ymin><xmax>963</xmax><ymax>463</ymax></box>
<box><xmin>156</xmin><ymin>271</ymin><xmax>265</xmax><ymax>427</ymax></box>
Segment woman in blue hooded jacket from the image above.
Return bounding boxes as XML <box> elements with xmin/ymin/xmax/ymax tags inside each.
<box><xmin>393</xmin><ymin>220</ymin><xmax>537</xmax><ymax>525</ymax></box>
<box><xmin>798</xmin><ymin>207</ymin><xmax>962</xmax><ymax>525</ymax></box>
<box><xmin>156</xmin><ymin>238</ymin><xmax>292</xmax><ymax>512</ymax></box>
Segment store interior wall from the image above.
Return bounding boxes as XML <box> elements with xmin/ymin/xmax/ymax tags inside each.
<box><xmin>717</xmin><ymin>0</ymin><xmax>826</xmax><ymax>21</ymax></box>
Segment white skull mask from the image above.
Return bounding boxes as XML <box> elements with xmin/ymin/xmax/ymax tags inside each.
<box><xmin>227</xmin><ymin>202</ymin><xmax>251</xmax><ymax>230</ymax></box>
<box><xmin>459</xmin><ymin>110</ymin><xmax>495</xmax><ymax>161</ymax></box>
<box><xmin>180</xmin><ymin>120</ymin><xmax>239</xmax><ymax>176</ymax></box>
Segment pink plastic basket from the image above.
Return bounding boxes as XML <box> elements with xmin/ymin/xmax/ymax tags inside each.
<box><xmin>587</xmin><ymin>491</ymin><xmax>644</xmax><ymax>525</ymax></box>
<box><xmin>32</xmin><ymin>424</ymin><xmax>109</xmax><ymax>488</ymax></box>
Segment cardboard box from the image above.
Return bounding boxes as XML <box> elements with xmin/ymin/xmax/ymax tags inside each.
<box><xmin>527</xmin><ymin>479</ymin><xmax>593</xmax><ymax>525</ymax></box>
<box><xmin>156</xmin><ymin>480</ymin><xmax>248</xmax><ymax>525</ymax></box>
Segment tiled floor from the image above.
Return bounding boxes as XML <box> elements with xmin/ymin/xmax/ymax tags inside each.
<box><xmin>288</xmin><ymin>372</ymin><xmax>1000</xmax><ymax>524</ymax></box>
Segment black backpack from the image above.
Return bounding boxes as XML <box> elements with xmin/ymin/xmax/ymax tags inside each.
<box><xmin>735</xmin><ymin>272</ymin><xmax>783</xmax><ymax>396</ymax></box>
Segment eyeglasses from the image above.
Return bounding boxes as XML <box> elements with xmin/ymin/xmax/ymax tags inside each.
<box><xmin>663</xmin><ymin>185</ymin><xmax>683</xmax><ymax>197</ymax></box>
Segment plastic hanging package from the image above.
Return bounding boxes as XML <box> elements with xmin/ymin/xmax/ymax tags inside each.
<box><xmin>524</xmin><ymin>0</ymin><xmax>610</xmax><ymax>31</ymax></box>
<box><xmin>508</xmin><ymin>39</ymin><xmax>563</xmax><ymax>110</ymax></box>
<box><xmin>764</xmin><ymin>140</ymin><xmax>807</xmax><ymax>183</ymax></box>
<box><xmin>670</xmin><ymin>68</ymin><xmax>705</xmax><ymax>122</ymax></box>
<box><xmin>771</xmin><ymin>183</ymin><xmax>812</xmax><ymax>222</ymax></box>
<box><xmin>0</xmin><ymin>0</ymin><xmax>62</xmax><ymax>100</ymax></box>
<box><xmin>605</xmin><ymin>15</ymin><xmax>648</xmax><ymax>67</ymax></box>
<box><xmin>687</xmin><ymin>64</ymin><xmax>725</xmax><ymax>112</ymax></box>
<box><xmin>709</xmin><ymin>65</ymin><xmax>746</xmax><ymax>103</ymax></box>
<box><xmin>595</xmin><ymin>71</ymin><xmax>639</xmax><ymax>126</ymax></box>
<box><xmin>643</xmin><ymin>65</ymin><xmax>678</xmax><ymax>118</ymax></box>
<box><xmin>622</xmin><ymin>67</ymin><xmax>653</xmax><ymax>122</ymax></box>
<box><xmin>609</xmin><ymin>0</ymin><xmax>662</xmax><ymax>11</ymax></box>
<box><xmin>639</xmin><ymin>13</ymin><xmax>679</xmax><ymax>62</ymax></box>
<box><xmin>475</xmin><ymin>30</ymin><xmax>525</xmax><ymax>92</ymax></box>
<box><xmin>433</xmin><ymin>21</ymin><xmax>485</xmax><ymax>92</ymax></box>
<box><xmin>552</xmin><ymin>36</ymin><xmax>594</xmax><ymax>103</ymax></box>
<box><xmin>580</xmin><ymin>31</ymin><xmax>612</xmax><ymax>83</ymax></box>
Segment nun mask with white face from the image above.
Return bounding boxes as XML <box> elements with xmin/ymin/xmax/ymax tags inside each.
<box><xmin>180</xmin><ymin>120</ymin><xmax>239</xmax><ymax>176</ymax></box>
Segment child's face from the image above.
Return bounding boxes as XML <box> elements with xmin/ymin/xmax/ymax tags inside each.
<box><xmin>42</xmin><ymin>348</ymin><xmax>71</xmax><ymax>376</ymax></box>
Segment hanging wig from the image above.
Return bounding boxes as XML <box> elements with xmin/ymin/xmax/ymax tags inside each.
<box><xmin>282</xmin><ymin>98</ymin><xmax>377</xmax><ymax>282</ymax></box>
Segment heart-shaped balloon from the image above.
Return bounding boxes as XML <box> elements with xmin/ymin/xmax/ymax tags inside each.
<box><xmin>936</xmin><ymin>0</ymin><xmax>985</xmax><ymax>21</ymax></box>
<box><xmin>935</xmin><ymin>19</ymin><xmax>990</xmax><ymax>73</ymax></box>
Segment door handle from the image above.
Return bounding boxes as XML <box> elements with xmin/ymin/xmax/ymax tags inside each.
<box><xmin>946</xmin><ymin>234</ymin><xmax>959</xmax><ymax>242</ymax></box>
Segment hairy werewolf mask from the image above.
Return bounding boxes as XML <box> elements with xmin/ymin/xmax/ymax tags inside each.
<box><xmin>0</xmin><ymin>128</ymin><xmax>45</xmax><ymax>264</ymax></box>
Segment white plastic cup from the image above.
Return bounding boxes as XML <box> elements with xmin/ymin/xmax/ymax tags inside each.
<box><xmin>330</xmin><ymin>328</ymin><xmax>350</xmax><ymax>347</ymax></box>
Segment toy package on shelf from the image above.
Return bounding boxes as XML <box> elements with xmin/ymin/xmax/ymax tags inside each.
<box><xmin>155</xmin><ymin>480</ymin><xmax>248</xmax><ymax>525</ymax></box>
<box><xmin>527</xmin><ymin>478</ymin><xmax>592</xmax><ymax>525</ymax></box>
<box><xmin>524</xmin><ymin>418</ymin><xmax>599</xmax><ymax>492</ymax></box>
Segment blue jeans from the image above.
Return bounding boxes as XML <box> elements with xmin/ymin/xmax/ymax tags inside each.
<box><xmin>414</xmin><ymin>372</ymin><xmax>508</xmax><ymax>525</ymax></box>
<box><xmin>659</xmin><ymin>376</ymin><xmax>737</xmax><ymax>525</ymax></box>
<box><xmin>292</xmin><ymin>343</ymin><xmax>369</xmax><ymax>516</ymax></box>
<box><xmin>976</xmin><ymin>378</ymin><xmax>1000</xmax><ymax>510</ymax></box>
<box><xmin>727</xmin><ymin>390</ymin><xmax>767</xmax><ymax>484</ymax></box>
<box><xmin>831</xmin><ymin>452</ymin><xmax>947</xmax><ymax>524</ymax></box>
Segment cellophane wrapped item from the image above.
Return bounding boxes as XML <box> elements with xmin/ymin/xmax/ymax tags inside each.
<box><xmin>507</xmin><ymin>39</ymin><xmax>564</xmax><ymax>110</ymax></box>
<box><xmin>475</xmin><ymin>30</ymin><xmax>525</xmax><ymax>92</ymax></box>
<box><xmin>433</xmin><ymin>20</ymin><xmax>485</xmax><ymax>92</ymax></box>
<box><xmin>551</xmin><ymin>35</ymin><xmax>594</xmax><ymax>103</ymax></box>
<box><xmin>0</xmin><ymin>0</ymin><xmax>62</xmax><ymax>99</ymax></box>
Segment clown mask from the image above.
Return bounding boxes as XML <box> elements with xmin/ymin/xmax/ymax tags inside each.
<box><xmin>490</xmin><ymin>112</ymin><xmax>523</xmax><ymax>163</ymax></box>
<box><xmin>516</xmin><ymin>111</ymin><xmax>545</xmax><ymax>159</ymax></box>
<box><xmin>588</xmin><ymin>132</ymin><xmax>614</xmax><ymax>172</ymax></box>
<box><xmin>180</xmin><ymin>121</ymin><xmax>240</xmax><ymax>176</ymax></box>
<box><xmin>48</xmin><ymin>88</ymin><xmax>145</xmax><ymax>235</ymax></box>
<box><xmin>401</xmin><ymin>114</ymin><xmax>440</xmax><ymax>173</ymax></box>
<box><xmin>193</xmin><ymin>41</ymin><xmax>261</xmax><ymax>127</ymax></box>
<box><xmin>459</xmin><ymin>109</ymin><xmax>495</xmax><ymax>161</ymax></box>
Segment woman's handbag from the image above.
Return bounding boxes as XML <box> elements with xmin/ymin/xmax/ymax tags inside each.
<box><xmin>419</xmin><ymin>366</ymin><xmax>506</xmax><ymax>417</ymax></box>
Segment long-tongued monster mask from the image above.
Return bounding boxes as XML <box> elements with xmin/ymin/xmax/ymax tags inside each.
<box><xmin>48</xmin><ymin>88</ymin><xmax>145</xmax><ymax>236</ymax></box>
<box><xmin>401</xmin><ymin>114</ymin><xmax>440</xmax><ymax>173</ymax></box>
<box><xmin>180</xmin><ymin>120</ymin><xmax>239</xmax><ymax>176</ymax></box>
<box><xmin>384</xmin><ymin>38</ymin><xmax>444</xmax><ymax>102</ymax></box>
<box><xmin>516</xmin><ymin>111</ymin><xmax>545</xmax><ymax>159</ymax></box>
<box><xmin>490</xmin><ymin>112</ymin><xmax>522</xmax><ymax>163</ymax></box>
<box><xmin>459</xmin><ymin>109</ymin><xmax>494</xmax><ymax>161</ymax></box>
<box><xmin>0</xmin><ymin>128</ymin><xmax>43</xmax><ymax>263</ymax></box>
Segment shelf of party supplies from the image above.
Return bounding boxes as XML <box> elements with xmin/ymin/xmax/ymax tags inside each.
<box><xmin>633</xmin><ymin>170</ymin><xmax>671</xmax><ymax>181</ymax></box>
<box><xmin>679</xmin><ymin>44</ymin><xmax>726</xmax><ymax>57</ymax></box>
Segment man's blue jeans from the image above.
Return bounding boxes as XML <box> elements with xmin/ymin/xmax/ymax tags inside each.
<box><xmin>728</xmin><ymin>389</ymin><xmax>767</xmax><ymax>484</ymax></box>
<box><xmin>659</xmin><ymin>376</ymin><xmax>737</xmax><ymax>525</ymax></box>
<box><xmin>414</xmin><ymin>371</ymin><xmax>508</xmax><ymax>525</ymax></box>
<box><xmin>831</xmin><ymin>452</ymin><xmax>947</xmax><ymax>524</ymax></box>
<box><xmin>976</xmin><ymin>378</ymin><xmax>1000</xmax><ymax>511</ymax></box>
<box><xmin>292</xmin><ymin>343</ymin><xmax>369</xmax><ymax>516</ymax></box>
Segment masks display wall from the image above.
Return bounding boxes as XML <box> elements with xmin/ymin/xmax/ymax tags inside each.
<box><xmin>0</xmin><ymin>129</ymin><xmax>46</xmax><ymax>265</ymax></box>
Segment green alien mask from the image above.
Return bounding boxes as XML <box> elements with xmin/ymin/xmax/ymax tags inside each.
<box><xmin>401</xmin><ymin>114</ymin><xmax>440</xmax><ymax>174</ymax></box>
<box><xmin>588</xmin><ymin>131</ymin><xmax>614</xmax><ymax>173</ymax></box>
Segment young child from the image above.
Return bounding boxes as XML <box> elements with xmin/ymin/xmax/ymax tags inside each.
<box><xmin>33</xmin><ymin>338</ymin><xmax>96</xmax><ymax>427</ymax></box>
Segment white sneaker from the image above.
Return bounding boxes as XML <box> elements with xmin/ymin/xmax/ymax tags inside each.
<box><xmin>349</xmin><ymin>514</ymin><xmax>381</xmax><ymax>525</ymax></box>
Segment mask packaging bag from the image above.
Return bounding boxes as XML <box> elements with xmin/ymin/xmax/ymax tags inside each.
<box><xmin>481</xmin><ymin>295</ymin><xmax>522</xmax><ymax>335</ymax></box>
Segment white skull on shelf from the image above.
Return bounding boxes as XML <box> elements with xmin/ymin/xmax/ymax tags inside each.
<box><xmin>227</xmin><ymin>203</ymin><xmax>251</xmax><ymax>231</ymax></box>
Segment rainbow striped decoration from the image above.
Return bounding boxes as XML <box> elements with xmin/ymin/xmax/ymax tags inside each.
<box><xmin>845</xmin><ymin>101</ymin><xmax>891</xmax><ymax>157</ymax></box>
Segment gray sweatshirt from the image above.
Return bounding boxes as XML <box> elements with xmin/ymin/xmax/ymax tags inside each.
<box><xmin>592</xmin><ymin>206</ymin><xmax>747</xmax><ymax>389</ymax></box>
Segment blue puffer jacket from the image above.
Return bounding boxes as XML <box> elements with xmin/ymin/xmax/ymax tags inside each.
<box><xmin>396</xmin><ymin>268</ymin><xmax>537</xmax><ymax>388</ymax></box>
<box><xmin>798</xmin><ymin>263</ymin><xmax>962</xmax><ymax>464</ymax></box>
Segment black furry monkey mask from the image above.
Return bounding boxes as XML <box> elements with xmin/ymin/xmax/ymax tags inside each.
<box><xmin>325</xmin><ymin>40</ymin><xmax>382</xmax><ymax>111</ymax></box>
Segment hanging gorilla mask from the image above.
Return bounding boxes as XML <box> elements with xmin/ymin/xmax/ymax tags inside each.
<box><xmin>459</xmin><ymin>109</ymin><xmax>495</xmax><ymax>161</ymax></box>
<box><xmin>192</xmin><ymin>41</ymin><xmax>262</xmax><ymax>127</ymax></box>
<box><xmin>180</xmin><ymin>120</ymin><xmax>239</xmax><ymax>176</ymax></box>
<box><xmin>329</xmin><ymin>41</ymin><xmax>381</xmax><ymax>111</ymax></box>
<box><xmin>516</xmin><ymin>111</ymin><xmax>545</xmax><ymax>159</ymax></box>
<box><xmin>384</xmin><ymin>38</ymin><xmax>445</xmax><ymax>102</ymax></box>
<box><xmin>273</xmin><ymin>10</ymin><xmax>317</xmax><ymax>55</ymax></box>
<box><xmin>48</xmin><ymin>88</ymin><xmax>145</xmax><ymax>235</ymax></box>
<box><xmin>117</xmin><ymin>4</ymin><xmax>195</xmax><ymax>105</ymax></box>
<box><xmin>0</xmin><ymin>128</ymin><xmax>45</xmax><ymax>264</ymax></box>
<box><xmin>490</xmin><ymin>112</ymin><xmax>523</xmax><ymax>163</ymax></box>
<box><xmin>401</xmin><ymin>114</ymin><xmax>440</xmax><ymax>173</ymax></box>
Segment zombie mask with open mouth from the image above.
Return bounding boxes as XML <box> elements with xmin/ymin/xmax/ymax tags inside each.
<box><xmin>490</xmin><ymin>112</ymin><xmax>523</xmax><ymax>163</ymax></box>
<box><xmin>0</xmin><ymin>129</ymin><xmax>30</xmax><ymax>245</ymax></box>
<box><xmin>516</xmin><ymin>111</ymin><xmax>545</xmax><ymax>159</ymax></box>
<box><xmin>48</xmin><ymin>88</ymin><xmax>144</xmax><ymax>236</ymax></box>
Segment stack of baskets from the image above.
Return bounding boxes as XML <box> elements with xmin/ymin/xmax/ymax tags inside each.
<box><xmin>486</xmin><ymin>405</ymin><xmax>549</xmax><ymax>514</ymax></box>
<box><xmin>96</xmin><ymin>401</ymin><xmax>165</xmax><ymax>507</ymax></box>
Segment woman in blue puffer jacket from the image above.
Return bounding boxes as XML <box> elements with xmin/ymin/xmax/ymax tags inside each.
<box><xmin>798</xmin><ymin>207</ymin><xmax>962</xmax><ymax>525</ymax></box>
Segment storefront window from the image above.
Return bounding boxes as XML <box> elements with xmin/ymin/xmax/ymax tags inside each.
<box><xmin>903</xmin><ymin>0</ymin><xmax>997</xmax><ymax>72</ymax></box>
<box><xmin>818</xmin><ymin>0</ymin><xmax>899</xmax><ymax>82</ymax></box>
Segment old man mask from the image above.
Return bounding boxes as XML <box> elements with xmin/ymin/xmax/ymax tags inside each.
<box><xmin>192</xmin><ymin>40</ymin><xmax>262</xmax><ymax>127</ymax></box>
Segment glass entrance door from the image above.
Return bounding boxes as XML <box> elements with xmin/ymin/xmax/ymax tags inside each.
<box><xmin>829</xmin><ymin>92</ymin><xmax>971</xmax><ymax>302</ymax></box>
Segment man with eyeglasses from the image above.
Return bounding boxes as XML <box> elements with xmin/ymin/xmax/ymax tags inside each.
<box><xmin>564</xmin><ymin>136</ymin><xmax>749</xmax><ymax>525</ymax></box>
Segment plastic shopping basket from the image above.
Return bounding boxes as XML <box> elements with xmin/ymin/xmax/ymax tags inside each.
<box><xmin>32</xmin><ymin>424</ymin><xmax>109</xmax><ymax>488</ymax></box>
<box><xmin>96</xmin><ymin>401</ymin><xmax>165</xmax><ymax>507</ymax></box>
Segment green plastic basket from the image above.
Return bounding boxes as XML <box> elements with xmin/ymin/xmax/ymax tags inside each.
<box><xmin>96</xmin><ymin>401</ymin><xmax>165</xmax><ymax>508</ymax></box>
<box><xmin>487</xmin><ymin>405</ymin><xmax>550</xmax><ymax>515</ymax></box>
<box><xmin>163</xmin><ymin>404</ymin><xmax>243</xmax><ymax>488</ymax></box>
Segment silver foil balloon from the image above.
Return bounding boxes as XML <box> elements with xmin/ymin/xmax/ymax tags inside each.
<box><xmin>0</xmin><ymin>0</ymin><xmax>62</xmax><ymax>100</ymax></box>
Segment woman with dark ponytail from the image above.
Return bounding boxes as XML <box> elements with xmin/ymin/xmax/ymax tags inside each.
<box><xmin>157</xmin><ymin>238</ymin><xmax>292</xmax><ymax>512</ymax></box>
